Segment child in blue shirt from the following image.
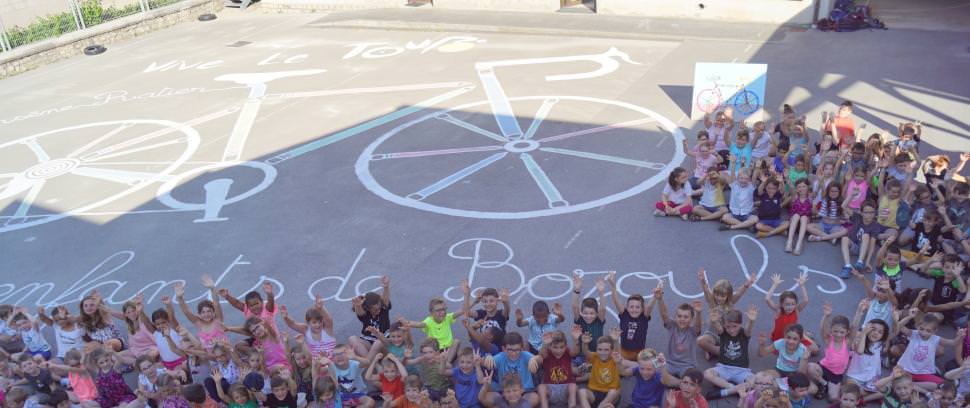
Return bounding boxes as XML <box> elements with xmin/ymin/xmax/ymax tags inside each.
<box><xmin>622</xmin><ymin>349</ymin><xmax>679</xmax><ymax>408</ymax></box>
<box><xmin>515</xmin><ymin>301</ymin><xmax>563</xmax><ymax>354</ymax></box>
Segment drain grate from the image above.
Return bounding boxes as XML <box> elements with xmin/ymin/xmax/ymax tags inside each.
<box><xmin>227</xmin><ymin>41</ymin><xmax>252</xmax><ymax>48</ymax></box>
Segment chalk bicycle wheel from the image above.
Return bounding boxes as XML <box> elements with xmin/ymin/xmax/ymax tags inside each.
<box><xmin>356</xmin><ymin>96</ymin><xmax>685</xmax><ymax>219</ymax></box>
<box><xmin>0</xmin><ymin>120</ymin><xmax>199</xmax><ymax>233</ymax></box>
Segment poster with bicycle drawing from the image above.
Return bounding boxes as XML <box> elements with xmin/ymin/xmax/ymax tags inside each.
<box><xmin>690</xmin><ymin>62</ymin><xmax>767</xmax><ymax>121</ymax></box>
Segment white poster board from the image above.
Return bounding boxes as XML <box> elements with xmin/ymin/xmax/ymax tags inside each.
<box><xmin>691</xmin><ymin>62</ymin><xmax>768</xmax><ymax>121</ymax></box>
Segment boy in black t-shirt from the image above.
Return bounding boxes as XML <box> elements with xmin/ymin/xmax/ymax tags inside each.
<box><xmin>463</xmin><ymin>282</ymin><xmax>511</xmax><ymax>343</ymax></box>
<box><xmin>900</xmin><ymin>209</ymin><xmax>947</xmax><ymax>264</ymax></box>
<box><xmin>350</xmin><ymin>276</ymin><xmax>392</xmax><ymax>359</ymax></box>
<box><xmin>15</xmin><ymin>354</ymin><xmax>54</xmax><ymax>395</ymax></box>
<box><xmin>703</xmin><ymin>306</ymin><xmax>757</xmax><ymax>400</ymax></box>
<box><xmin>841</xmin><ymin>200</ymin><xmax>887</xmax><ymax>277</ymax></box>
<box><xmin>912</xmin><ymin>253</ymin><xmax>968</xmax><ymax>324</ymax></box>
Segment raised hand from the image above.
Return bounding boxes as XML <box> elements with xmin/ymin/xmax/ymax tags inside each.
<box><xmin>174</xmin><ymin>282</ymin><xmax>185</xmax><ymax>297</ymax></box>
<box><xmin>515</xmin><ymin>308</ymin><xmax>524</xmax><ymax>322</ymax></box>
<box><xmin>218</xmin><ymin>288</ymin><xmax>229</xmax><ymax>298</ymax></box>
<box><xmin>160</xmin><ymin>296</ymin><xmax>172</xmax><ymax>305</ymax></box>
<box><xmin>528</xmin><ymin>355</ymin><xmax>541</xmax><ymax>373</ymax></box>
<box><xmin>500</xmin><ymin>288</ymin><xmax>510</xmax><ymax>303</ymax></box>
<box><xmin>262</xmin><ymin>282</ymin><xmax>274</xmax><ymax>295</ymax></box>
<box><xmin>609</xmin><ymin>326</ymin><xmax>621</xmax><ymax>341</ymax></box>
<box><xmin>572</xmin><ymin>271</ymin><xmax>583</xmax><ymax>291</ymax></box>
<box><xmin>279</xmin><ymin>305</ymin><xmax>289</xmax><ymax>319</ymax></box>
<box><xmin>595</xmin><ymin>279</ymin><xmax>606</xmax><ymax>293</ymax></box>
<box><xmin>653</xmin><ymin>280</ymin><xmax>664</xmax><ymax>298</ymax></box>
<box><xmin>822</xmin><ymin>302</ymin><xmax>832</xmax><ymax>316</ymax></box>
<box><xmin>571</xmin><ymin>324</ymin><xmax>582</xmax><ymax>340</ymax></box>
<box><xmin>770</xmin><ymin>274</ymin><xmax>783</xmax><ymax>286</ymax></box>
<box><xmin>201</xmin><ymin>274</ymin><xmax>215</xmax><ymax>289</ymax></box>
<box><xmin>691</xmin><ymin>300</ymin><xmax>704</xmax><ymax>314</ymax></box>
<box><xmin>746</xmin><ymin>304</ymin><xmax>758</xmax><ymax>321</ymax></box>
<box><xmin>381</xmin><ymin>275</ymin><xmax>390</xmax><ymax>288</ymax></box>
<box><xmin>606</xmin><ymin>271</ymin><xmax>617</xmax><ymax>287</ymax></box>
<box><xmin>794</xmin><ymin>272</ymin><xmax>808</xmax><ymax>286</ymax></box>
<box><xmin>552</xmin><ymin>302</ymin><xmax>563</xmax><ymax>316</ymax></box>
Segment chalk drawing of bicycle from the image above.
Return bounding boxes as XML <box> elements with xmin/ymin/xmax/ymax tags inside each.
<box><xmin>0</xmin><ymin>47</ymin><xmax>685</xmax><ymax>232</ymax></box>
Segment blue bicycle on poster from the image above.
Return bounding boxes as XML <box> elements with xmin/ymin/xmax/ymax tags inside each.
<box><xmin>731</xmin><ymin>81</ymin><xmax>761</xmax><ymax>116</ymax></box>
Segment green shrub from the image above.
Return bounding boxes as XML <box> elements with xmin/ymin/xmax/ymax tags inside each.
<box><xmin>1</xmin><ymin>0</ymin><xmax>184</xmax><ymax>51</ymax></box>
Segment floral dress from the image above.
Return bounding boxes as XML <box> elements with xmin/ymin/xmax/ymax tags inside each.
<box><xmin>95</xmin><ymin>369</ymin><xmax>136</xmax><ymax>408</ymax></box>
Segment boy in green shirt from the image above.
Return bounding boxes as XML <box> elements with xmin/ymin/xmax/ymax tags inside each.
<box><xmin>402</xmin><ymin>285</ymin><xmax>469</xmax><ymax>352</ymax></box>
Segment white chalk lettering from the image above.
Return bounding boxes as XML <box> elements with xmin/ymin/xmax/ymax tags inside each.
<box><xmin>342</xmin><ymin>36</ymin><xmax>486</xmax><ymax>60</ymax></box>
<box><xmin>0</xmin><ymin>236</ymin><xmax>844</xmax><ymax>312</ymax></box>
<box><xmin>143</xmin><ymin>59</ymin><xmax>225</xmax><ymax>73</ymax></box>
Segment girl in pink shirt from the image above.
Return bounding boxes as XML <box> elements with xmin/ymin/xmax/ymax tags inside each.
<box><xmin>786</xmin><ymin>179</ymin><xmax>813</xmax><ymax>255</ymax></box>
<box><xmin>220</xmin><ymin>282</ymin><xmax>278</xmax><ymax>333</ymax></box>
<box><xmin>175</xmin><ymin>276</ymin><xmax>229</xmax><ymax>351</ymax></box>
<box><xmin>808</xmin><ymin>302</ymin><xmax>853</xmax><ymax>402</ymax></box>
<box><xmin>122</xmin><ymin>296</ymin><xmax>157</xmax><ymax>359</ymax></box>
<box><xmin>244</xmin><ymin>317</ymin><xmax>290</xmax><ymax>371</ymax></box>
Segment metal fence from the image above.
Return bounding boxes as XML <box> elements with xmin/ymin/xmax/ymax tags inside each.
<box><xmin>0</xmin><ymin>0</ymin><xmax>188</xmax><ymax>52</ymax></box>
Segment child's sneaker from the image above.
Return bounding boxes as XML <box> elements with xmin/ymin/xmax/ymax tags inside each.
<box><xmin>854</xmin><ymin>260</ymin><xmax>866</xmax><ymax>271</ymax></box>
<box><xmin>840</xmin><ymin>265</ymin><xmax>853</xmax><ymax>279</ymax></box>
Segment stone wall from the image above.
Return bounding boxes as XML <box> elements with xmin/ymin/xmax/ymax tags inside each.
<box><xmin>0</xmin><ymin>0</ymin><xmax>146</xmax><ymax>28</ymax></box>
<box><xmin>0</xmin><ymin>0</ymin><xmax>222</xmax><ymax>78</ymax></box>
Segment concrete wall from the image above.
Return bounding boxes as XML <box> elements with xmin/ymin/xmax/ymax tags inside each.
<box><xmin>0</xmin><ymin>0</ymin><xmax>222</xmax><ymax>78</ymax></box>
<box><xmin>433</xmin><ymin>0</ymin><xmax>559</xmax><ymax>12</ymax></box>
<box><xmin>598</xmin><ymin>0</ymin><xmax>816</xmax><ymax>24</ymax></box>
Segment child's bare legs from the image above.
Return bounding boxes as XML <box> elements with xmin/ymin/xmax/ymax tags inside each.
<box><xmin>703</xmin><ymin>368</ymin><xmax>737</xmax><ymax>396</ymax></box>
<box><xmin>786</xmin><ymin>214</ymin><xmax>802</xmax><ymax>252</ymax></box>
<box><xmin>598</xmin><ymin>390</ymin><xmax>619</xmax><ymax>408</ymax></box>
<box><xmin>826</xmin><ymin>380</ymin><xmax>840</xmax><ymax>402</ymax></box>
<box><xmin>721</xmin><ymin>213</ymin><xmax>758</xmax><ymax>230</ymax></box>
<box><xmin>693</xmin><ymin>205</ymin><xmax>727</xmax><ymax>221</ymax></box>
<box><xmin>365</xmin><ymin>339</ymin><xmax>384</xmax><ymax>363</ymax></box>
<box><xmin>579</xmin><ymin>389</ymin><xmax>593</xmax><ymax>408</ymax></box>
<box><xmin>348</xmin><ymin>336</ymin><xmax>375</xmax><ymax>360</ymax></box>
<box><xmin>840</xmin><ymin>237</ymin><xmax>855</xmax><ymax>266</ymax></box>
<box><xmin>915</xmin><ymin>382</ymin><xmax>938</xmax><ymax>392</ymax></box>
<box><xmin>568</xmin><ymin>383</ymin><xmax>577</xmax><ymax>408</ymax></box>
<box><xmin>538</xmin><ymin>384</ymin><xmax>550</xmax><ymax>408</ymax></box>
<box><xmin>791</xmin><ymin>215</ymin><xmax>809</xmax><ymax>255</ymax></box>
<box><xmin>756</xmin><ymin>220</ymin><xmax>789</xmax><ymax>238</ymax></box>
<box><xmin>697</xmin><ymin>334</ymin><xmax>719</xmax><ymax>359</ymax></box>
<box><xmin>807</xmin><ymin>225</ymin><xmax>848</xmax><ymax>242</ymax></box>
